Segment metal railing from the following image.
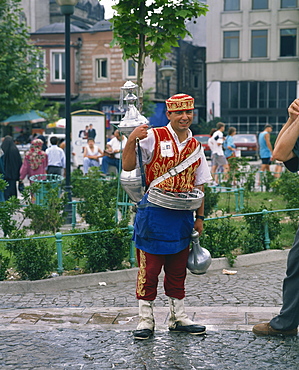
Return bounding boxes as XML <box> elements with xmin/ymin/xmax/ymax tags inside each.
<box><xmin>1</xmin><ymin>207</ymin><xmax>298</xmax><ymax>275</ymax></box>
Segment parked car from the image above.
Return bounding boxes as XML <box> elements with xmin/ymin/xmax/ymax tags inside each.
<box><xmin>233</xmin><ymin>134</ymin><xmax>258</xmax><ymax>160</ymax></box>
<box><xmin>194</xmin><ymin>134</ymin><xmax>211</xmax><ymax>158</ymax></box>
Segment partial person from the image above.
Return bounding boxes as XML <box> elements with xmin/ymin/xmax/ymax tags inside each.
<box><xmin>46</xmin><ymin>136</ymin><xmax>66</xmax><ymax>176</ymax></box>
<box><xmin>122</xmin><ymin>93</ymin><xmax>212</xmax><ymax>340</ymax></box>
<box><xmin>252</xmin><ymin>99</ymin><xmax>299</xmax><ymax>337</ymax></box>
<box><xmin>37</xmin><ymin>134</ymin><xmax>48</xmax><ymax>152</ymax></box>
<box><xmin>210</xmin><ymin>122</ymin><xmax>229</xmax><ymax>185</ymax></box>
<box><xmin>19</xmin><ymin>138</ymin><xmax>48</xmax><ymax>187</ymax></box>
<box><xmin>224</xmin><ymin>127</ymin><xmax>237</xmax><ymax>160</ymax></box>
<box><xmin>83</xmin><ymin>138</ymin><xmax>103</xmax><ymax>175</ymax></box>
<box><xmin>101</xmin><ymin>129</ymin><xmax>127</xmax><ymax>175</ymax></box>
<box><xmin>0</xmin><ymin>149</ymin><xmax>5</xmax><ymax>202</ymax></box>
<box><xmin>59</xmin><ymin>136</ymin><xmax>77</xmax><ymax>171</ymax></box>
<box><xmin>258</xmin><ymin>124</ymin><xmax>273</xmax><ymax>172</ymax></box>
<box><xmin>87</xmin><ymin>124</ymin><xmax>96</xmax><ymax>139</ymax></box>
<box><xmin>1</xmin><ymin>136</ymin><xmax>22</xmax><ymax>200</ymax></box>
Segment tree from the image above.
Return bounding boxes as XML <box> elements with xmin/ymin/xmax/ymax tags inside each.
<box><xmin>0</xmin><ymin>0</ymin><xmax>46</xmax><ymax>121</ymax></box>
<box><xmin>110</xmin><ymin>0</ymin><xmax>208</xmax><ymax>105</ymax></box>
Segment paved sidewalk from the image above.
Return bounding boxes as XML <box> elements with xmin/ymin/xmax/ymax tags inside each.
<box><xmin>1</xmin><ymin>249</ymin><xmax>299</xmax><ymax>369</ymax></box>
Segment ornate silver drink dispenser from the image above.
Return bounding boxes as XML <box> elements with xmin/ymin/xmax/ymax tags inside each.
<box><xmin>187</xmin><ymin>229</ymin><xmax>211</xmax><ymax>275</ymax></box>
<box><xmin>117</xmin><ymin>81</ymin><xmax>148</xmax><ymax>135</ymax></box>
<box><xmin>118</xmin><ymin>81</ymin><xmax>149</xmax><ymax>203</ymax></box>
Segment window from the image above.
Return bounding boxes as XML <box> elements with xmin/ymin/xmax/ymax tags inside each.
<box><xmin>251</xmin><ymin>30</ymin><xmax>267</xmax><ymax>58</ymax></box>
<box><xmin>127</xmin><ymin>59</ymin><xmax>137</xmax><ymax>78</ymax></box>
<box><xmin>96</xmin><ymin>58</ymin><xmax>108</xmax><ymax>79</ymax></box>
<box><xmin>223</xmin><ymin>31</ymin><xmax>239</xmax><ymax>58</ymax></box>
<box><xmin>281</xmin><ymin>0</ymin><xmax>297</xmax><ymax>8</ymax></box>
<box><xmin>52</xmin><ymin>52</ymin><xmax>65</xmax><ymax>81</ymax></box>
<box><xmin>224</xmin><ymin>0</ymin><xmax>240</xmax><ymax>11</ymax></box>
<box><xmin>30</xmin><ymin>50</ymin><xmax>45</xmax><ymax>81</ymax></box>
<box><xmin>280</xmin><ymin>29</ymin><xmax>297</xmax><ymax>57</ymax></box>
<box><xmin>252</xmin><ymin>0</ymin><xmax>268</xmax><ymax>9</ymax></box>
<box><xmin>222</xmin><ymin>82</ymin><xmax>289</xmax><ymax>110</ymax></box>
<box><xmin>220</xmin><ymin>81</ymin><xmax>296</xmax><ymax>133</ymax></box>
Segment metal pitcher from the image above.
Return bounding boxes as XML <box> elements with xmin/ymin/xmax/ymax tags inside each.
<box><xmin>187</xmin><ymin>229</ymin><xmax>211</xmax><ymax>275</ymax></box>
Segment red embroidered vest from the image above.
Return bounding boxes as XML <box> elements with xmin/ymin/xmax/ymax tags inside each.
<box><xmin>145</xmin><ymin>127</ymin><xmax>201</xmax><ymax>192</ymax></box>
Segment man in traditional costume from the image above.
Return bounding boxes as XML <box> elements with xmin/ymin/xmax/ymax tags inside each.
<box><xmin>122</xmin><ymin>94</ymin><xmax>212</xmax><ymax>340</ymax></box>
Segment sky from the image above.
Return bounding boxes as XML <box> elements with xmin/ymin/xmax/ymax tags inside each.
<box><xmin>101</xmin><ymin>0</ymin><xmax>115</xmax><ymax>19</ymax></box>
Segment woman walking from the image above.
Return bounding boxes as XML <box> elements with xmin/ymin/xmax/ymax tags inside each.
<box><xmin>1</xmin><ymin>136</ymin><xmax>22</xmax><ymax>200</ymax></box>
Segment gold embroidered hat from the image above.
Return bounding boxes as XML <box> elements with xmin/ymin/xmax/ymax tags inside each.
<box><xmin>166</xmin><ymin>93</ymin><xmax>194</xmax><ymax>112</ymax></box>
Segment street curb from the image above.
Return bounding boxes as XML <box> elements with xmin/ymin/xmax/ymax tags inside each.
<box><xmin>0</xmin><ymin>249</ymin><xmax>289</xmax><ymax>294</ymax></box>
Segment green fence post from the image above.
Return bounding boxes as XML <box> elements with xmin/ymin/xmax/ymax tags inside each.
<box><xmin>262</xmin><ymin>209</ymin><xmax>270</xmax><ymax>250</ymax></box>
<box><xmin>55</xmin><ymin>232</ymin><xmax>64</xmax><ymax>274</ymax></box>
<box><xmin>259</xmin><ymin>171</ymin><xmax>263</xmax><ymax>192</ymax></box>
<box><xmin>71</xmin><ymin>201</ymin><xmax>77</xmax><ymax>230</ymax></box>
<box><xmin>128</xmin><ymin>225</ymin><xmax>136</xmax><ymax>267</ymax></box>
<box><xmin>239</xmin><ymin>188</ymin><xmax>244</xmax><ymax>210</ymax></box>
<box><xmin>234</xmin><ymin>189</ymin><xmax>239</xmax><ymax>212</ymax></box>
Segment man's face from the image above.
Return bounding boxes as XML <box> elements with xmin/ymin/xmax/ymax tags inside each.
<box><xmin>88</xmin><ymin>139</ymin><xmax>94</xmax><ymax>147</ymax></box>
<box><xmin>166</xmin><ymin>110</ymin><xmax>194</xmax><ymax>134</ymax></box>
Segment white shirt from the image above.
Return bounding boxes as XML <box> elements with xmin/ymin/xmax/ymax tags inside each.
<box><xmin>108</xmin><ymin>136</ymin><xmax>127</xmax><ymax>159</ymax></box>
<box><xmin>211</xmin><ymin>130</ymin><xmax>224</xmax><ymax>156</ymax></box>
<box><xmin>46</xmin><ymin>145</ymin><xmax>66</xmax><ymax>168</ymax></box>
<box><xmin>137</xmin><ymin>123</ymin><xmax>212</xmax><ymax>186</ymax></box>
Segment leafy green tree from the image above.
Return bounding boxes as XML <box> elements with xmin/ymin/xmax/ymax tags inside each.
<box><xmin>0</xmin><ymin>0</ymin><xmax>46</xmax><ymax>121</ymax></box>
<box><xmin>111</xmin><ymin>0</ymin><xmax>208</xmax><ymax>103</ymax></box>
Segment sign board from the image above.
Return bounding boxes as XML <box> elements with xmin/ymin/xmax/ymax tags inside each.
<box><xmin>72</xmin><ymin>113</ymin><xmax>105</xmax><ymax>167</ymax></box>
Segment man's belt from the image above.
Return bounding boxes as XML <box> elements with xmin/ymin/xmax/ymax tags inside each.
<box><xmin>147</xmin><ymin>187</ymin><xmax>204</xmax><ymax>211</ymax></box>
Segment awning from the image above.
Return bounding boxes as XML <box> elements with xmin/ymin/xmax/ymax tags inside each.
<box><xmin>1</xmin><ymin>110</ymin><xmax>46</xmax><ymax>125</ymax></box>
<box><xmin>46</xmin><ymin>118</ymin><xmax>66</xmax><ymax>128</ymax></box>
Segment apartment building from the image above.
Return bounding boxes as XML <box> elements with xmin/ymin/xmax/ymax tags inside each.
<box><xmin>206</xmin><ymin>0</ymin><xmax>299</xmax><ymax>134</ymax></box>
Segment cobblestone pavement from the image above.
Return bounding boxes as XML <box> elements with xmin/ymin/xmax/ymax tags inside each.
<box><xmin>1</xmin><ymin>328</ymin><xmax>299</xmax><ymax>369</ymax></box>
<box><xmin>0</xmin><ymin>260</ymin><xmax>285</xmax><ymax>309</ymax></box>
<box><xmin>1</xmin><ymin>259</ymin><xmax>298</xmax><ymax>369</ymax></box>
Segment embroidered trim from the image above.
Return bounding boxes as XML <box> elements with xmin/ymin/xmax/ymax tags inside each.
<box><xmin>137</xmin><ymin>249</ymin><xmax>146</xmax><ymax>297</ymax></box>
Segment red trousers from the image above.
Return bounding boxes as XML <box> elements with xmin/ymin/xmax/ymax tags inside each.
<box><xmin>136</xmin><ymin>247</ymin><xmax>189</xmax><ymax>301</ymax></box>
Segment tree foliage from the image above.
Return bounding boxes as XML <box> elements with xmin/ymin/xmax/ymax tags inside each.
<box><xmin>110</xmin><ymin>0</ymin><xmax>208</xmax><ymax>93</ymax></box>
<box><xmin>0</xmin><ymin>0</ymin><xmax>46</xmax><ymax>121</ymax></box>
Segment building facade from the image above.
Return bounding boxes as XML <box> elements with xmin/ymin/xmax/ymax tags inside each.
<box><xmin>21</xmin><ymin>0</ymin><xmax>104</xmax><ymax>32</ymax></box>
<box><xmin>206</xmin><ymin>0</ymin><xmax>299</xmax><ymax>135</ymax></box>
<box><xmin>30</xmin><ymin>19</ymin><xmax>206</xmax><ymax>125</ymax></box>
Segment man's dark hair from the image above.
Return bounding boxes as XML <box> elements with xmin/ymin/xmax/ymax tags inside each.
<box><xmin>50</xmin><ymin>136</ymin><xmax>58</xmax><ymax>145</ymax></box>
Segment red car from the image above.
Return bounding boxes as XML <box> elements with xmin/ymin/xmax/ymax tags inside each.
<box><xmin>233</xmin><ymin>134</ymin><xmax>258</xmax><ymax>160</ymax></box>
<box><xmin>194</xmin><ymin>134</ymin><xmax>211</xmax><ymax>158</ymax></box>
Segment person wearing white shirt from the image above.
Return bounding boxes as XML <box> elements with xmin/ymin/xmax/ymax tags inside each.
<box><xmin>83</xmin><ymin>138</ymin><xmax>103</xmax><ymax>175</ymax></box>
<box><xmin>101</xmin><ymin>129</ymin><xmax>127</xmax><ymax>175</ymax></box>
<box><xmin>46</xmin><ymin>136</ymin><xmax>66</xmax><ymax>176</ymax></box>
<box><xmin>210</xmin><ymin>122</ymin><xmax>229</xmax><ymax>185</ymax></box>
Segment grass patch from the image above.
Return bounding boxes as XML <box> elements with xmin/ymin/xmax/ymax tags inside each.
<box><xmin>216</xmin><ymin>191</ymin><xmax>287</xmax><ymax>214</ymax></box>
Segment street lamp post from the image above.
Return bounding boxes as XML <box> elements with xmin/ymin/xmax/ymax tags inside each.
<box><xmin>55</xmin><ymin>0</ymin><xmax>79</xmax><ymax>223</ymax></box>
<box><xmin>159</xmin><ymin>64</ymin><xmax>176</xmax><ymax>98</ymax></box>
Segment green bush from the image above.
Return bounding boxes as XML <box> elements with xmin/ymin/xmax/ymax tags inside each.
<box><xmin>70</xmin><ymin>167</ymin><xmax>131</xmax><ymax>271</ymax></box>
<box><xmin>69</xmin><ymin>227</ymin><xmax>131</xmax><ymax>272</ymax></box>
<box><xmin>201</xmin><ymin>217</ymin><xmax>243</xmax><ymax>265</ymax></box>
<box><xmin>0</xmin><ymin>195</ymin><xmax>21</xmax><ymax>237</ymax></box>
<box><xmin>0</xmin><ymin>253</ymin><xmax>9</xmax><ymax>281</ymax></box>
<box><xmin>271</xmin><ymin>171</ymin><xmax>299</xmax><ymax>229</ymax></box>
<box><xmin>23</xmin><ymin>183</ymin><xmax>67</xmax><ymax>234</ymax></box>
<box><xmin>204</xmin><ymin>184</ymin><xmax>219</xmax><ymax>217</ymax></box>
<box><xmin>6</xmin><ymin>230</ymin><xmax>56</xmax><ymax>280</ymax></box>
<box><xmin>242</xmin><ymin>205</ymin><xmax>282</xmax><ymax>254</ymax></box>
